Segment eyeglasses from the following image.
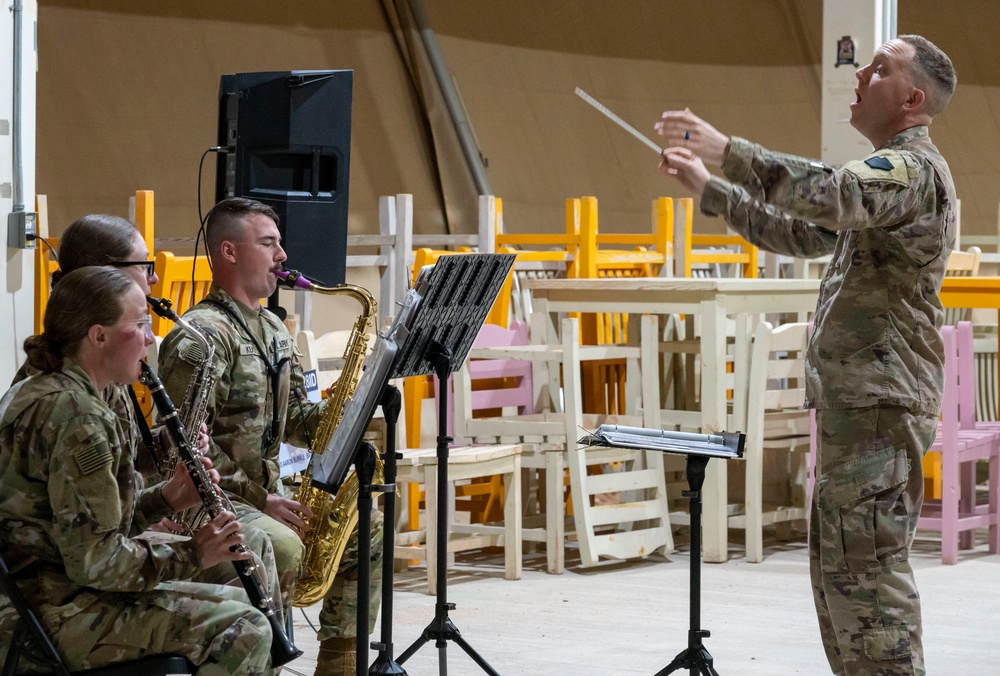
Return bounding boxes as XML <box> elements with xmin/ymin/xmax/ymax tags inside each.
<box><xmin>109</xmin><ymin>315</ymin><xmax>154</xmax><ymax>339</ymax></box>
<box><xmin>133</xmin><ymin>315</ymin><xmax>154</xmax><ymax>339</ymax></box>
<box><xmin>110</xmin><ymin>260</ymin><xmax>155</xmax><ymax>277</ymax></box>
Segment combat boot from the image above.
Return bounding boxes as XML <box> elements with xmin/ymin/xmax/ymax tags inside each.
<box><xmin>314</xmin><ymin>637</ymin><xmax>356</xmax><ymax>676</ymax></box>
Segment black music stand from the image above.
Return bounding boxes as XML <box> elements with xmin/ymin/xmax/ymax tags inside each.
<box><xmin>307</xmin><ymin>253</ymin><xmax>515</xmax><ymax>676</ymax></box>
<box><xmin>369</xmin><ymin>384</ymin><xmax>407</xmax><ymax>675</ymax></box>
<box><xmin>580</xmin><ymin>426</ymin><xmax>745</xmax><ymax>676</ymax></box>
<box><xmin>389</xmin><ymin>253</ymin><xmax>515</xmax><ymax>676</ymax></box>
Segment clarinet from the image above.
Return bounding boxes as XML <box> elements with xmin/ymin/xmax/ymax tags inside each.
<box><xmin>138</xmin><ymin>361</ymin><xmax>303</xmax><ymax>667</ymax></box>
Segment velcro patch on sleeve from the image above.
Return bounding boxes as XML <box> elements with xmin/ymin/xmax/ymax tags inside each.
<box><xmin>843</xmin><ymin>151</ymin><xmax>909</xmax><ymax>186</ymax></box>
<box><xmin>181</xmin><ymin>341</ymin><xmax>205</xmax><ymax>364</ymax></box>
<box><xmin>74</xmin><ymin>441</ymin><xmax>113</xmax><ymax>475</ymax></box>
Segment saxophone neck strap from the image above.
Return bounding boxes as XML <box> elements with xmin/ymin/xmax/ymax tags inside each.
<box><xmin>202</xmin><ymin>298</ymin><xmax>291</xmax><ymax>448</ymax></box>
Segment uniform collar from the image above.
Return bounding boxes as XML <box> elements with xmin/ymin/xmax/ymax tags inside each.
<box><xmin>884</xmin><ymin>126</ymin><xmax>929</xmax><ymax>149</ymax></box>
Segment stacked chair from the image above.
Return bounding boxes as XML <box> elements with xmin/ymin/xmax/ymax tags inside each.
<box><xmin>918</xmin><ymin>321</ymin><xmax>1000</xmax><ymax>563</ymax></box>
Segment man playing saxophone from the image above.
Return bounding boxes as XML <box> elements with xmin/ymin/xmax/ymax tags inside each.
<box><xmin>157</xmin><ymin>197</ymin><xmax>384</xmax><ymax>676</ymax></box>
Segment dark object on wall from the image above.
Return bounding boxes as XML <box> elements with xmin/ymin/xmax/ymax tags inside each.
<box><xmin>216</xmin><ymin>70</ymin><xmax>353</xmax><ymax>285</ymax></box>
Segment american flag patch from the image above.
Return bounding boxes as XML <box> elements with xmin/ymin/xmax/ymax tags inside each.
<box><xmin>74</xmin><ymin>442</ymin><xmax>112</xmax><ymax>475</ymax></box>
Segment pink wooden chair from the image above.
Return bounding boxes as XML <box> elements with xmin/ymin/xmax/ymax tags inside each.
<box><xmin>438</xmin><ymin>320</ymin><xmax>533</xmax><ymax>438</ymax></box>
<box><xmin>434</xmin><ymin>320</ymin><xmax>533</xmax><ymax>522</ymax></box>
<box><xmin>917</xmin><ymin>323</ymin><xmax>1000</xmax><ymax>564</ymax></box>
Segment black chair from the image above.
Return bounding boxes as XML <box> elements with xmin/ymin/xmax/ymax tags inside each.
<box><xmin>1</xmin><ymin>552</ymin><xmax>196</xmax><ymax>675</ymax></box>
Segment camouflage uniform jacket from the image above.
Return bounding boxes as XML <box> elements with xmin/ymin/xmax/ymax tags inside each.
<box><xmin>0</xmin><ymin>360</ymin><xmax>202</xmax><ymax>629</ymax></box>
<box><xmin>157</xmin><ymin>284</ymin><xmax>323</xmax><ymax>510</ymax></box>
<box><xmin>700</xmin><ymin>126</ymin><xmax>956</xmax><ymax>415</ymax></box>
<box><xmin>10</xmin><ymin>363</ymin><xmax>163</xmax><ymax>528</ymax></box>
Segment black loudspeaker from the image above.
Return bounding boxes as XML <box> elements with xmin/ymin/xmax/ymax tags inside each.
<box><xmin>215</xmin><ymin>70</ymin><xmax>352</xmax><ymax>285</ymax></box>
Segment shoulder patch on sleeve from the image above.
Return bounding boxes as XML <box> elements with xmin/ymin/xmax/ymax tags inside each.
<box><xmin>865</xmin><ymin>156</ymin><xmax>894</xmax><ymax>171</ymax></box>
<box><xmin>74</xmin><ymin>440</ymin><xmax>113</xmax><ymax>475</ymax></box>
<box><xmin>843</xmin><ymin>151</ymin><xmax>909</xmax><ymax>186</ymax></box>
<box><xmin>181</xmin><ymin>340</ymin><xmax>207</xmax><ymax>364</ymax></box>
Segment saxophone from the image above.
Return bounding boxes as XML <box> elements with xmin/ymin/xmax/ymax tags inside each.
<box><xmin>275</xmin><ymin>269</ymin><xmax>384</xmax><ymax>608</ymax></box>
<box><xmin>146</xmin><ymin>296</ymin><xmax>218</xmax><ymax>532</ymax></box>
<box><xmin>147</xmin><ymin>296</ymin><xmax>216</xmax><ymax>438</ymax></box>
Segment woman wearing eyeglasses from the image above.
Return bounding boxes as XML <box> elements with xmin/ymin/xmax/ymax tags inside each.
<box><xmin>52</xmin><ymin>213</ymin><xmax>159</xmax><ymax>293</ymax></box>
<box><xmin>0</xmin><ymin>267</ymin><xmax>273</xmax><ymax>673</ymax></box>
<box><xmin>13</xmin><ymin>214</ymin><xmax>283</xmax><ymax>602</ymax></box>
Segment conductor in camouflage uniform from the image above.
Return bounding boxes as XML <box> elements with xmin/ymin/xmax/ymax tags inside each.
<box><xmin>0</xmin><ymin>267</ymin><xmax>273</xmax><ymax>674</ymax></box>
<box><xmin>656</xmin><ymin>35</ymin><xmax>957</xmax><ymax>676</ymax></box>
<box><xmin>157</xmin><ymin>197</ymin><xmax>383</xmax><ymax>676</ymax></box>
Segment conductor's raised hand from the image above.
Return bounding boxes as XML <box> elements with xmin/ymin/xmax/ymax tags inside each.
<box><xmin>655</xmin><ymin>108</ymin><xmax>729</xmax><ymax>167</ymax></box>
<box><xmin>263</xmin><ymin>493</ymin><xmax>315</xmax><ymax>538</ymax></box>
<box><xmin>659</xmin><ymin>148</ymin><xmax>712</xmax><ymax>195</ymax></box>
<box><xmin>192</xmin><ymin>511</ymin><xmax>252</xmax><ymax>569</ymax></box>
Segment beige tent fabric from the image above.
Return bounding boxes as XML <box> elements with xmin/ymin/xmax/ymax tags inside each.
<box><xmin>35</xmin><ymin>0</ymin><xmax>1000</xmax><ymax>244</ymax></box>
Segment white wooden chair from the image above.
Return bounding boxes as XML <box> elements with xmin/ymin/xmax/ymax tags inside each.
<box><xmin>729</xmin><ymin>321</ymin><xmax>811</xmax><ymax>562</ymax></box>
<box><xmin>456</xmin><ymin>316</ymin><xmax>674</xmax><ymax>569</ymax></box>
<box><xmin>299</xmin><ymin>329</ymin><xmax>526</xmax><ymax>594</ymax></box>
<box><xmin>394</xmin><ymin>444</ymin><xmax>524</xmax><ymax>594</ymax></box>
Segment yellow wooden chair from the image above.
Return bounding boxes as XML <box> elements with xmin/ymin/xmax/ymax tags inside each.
<box><xmin>32</xmin><ymin>195</ymin><xmax>60</xmax><ymax>335</ymax></box>
<box><xmin>148</xmin><ymin>251</ymin><xmax>214</xmax><ymax>338</ymax></box>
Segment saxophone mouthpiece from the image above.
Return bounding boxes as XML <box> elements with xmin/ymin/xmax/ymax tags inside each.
<box><xmin>275</xmin><ymin>268</ymin><xmax>313</xmax><ymax>290</ymax></box>
<box><xmin>147</xmin><ymin>296</ymin><xmax>179</xmax><ymax>321</ymax></box>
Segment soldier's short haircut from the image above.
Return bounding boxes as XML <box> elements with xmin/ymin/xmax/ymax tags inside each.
<box><xmin>898</xmin><ymin>34</ymin><xmax>957</xmax><ymax>118</ymax></box>
<box><xmin>53</xmin><ymin>214</ymin><xmax>138</xmax><ymax>286</ymax></box>
<box><xmin>24</xmin><ymin>267</ymin><xmax>136</xmax><ymax>374</ymax></box>
<box><xmin>205</xmin><ymin>197</ymin><xmax>280</xmax><ymax>257</ymax></box>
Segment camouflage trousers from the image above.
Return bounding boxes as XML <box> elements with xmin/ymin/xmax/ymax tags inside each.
<box><xmin>317</xmin><ymin>509</ymin><xmax>385</xmax><ymax>640</ymax></box>
<box><xmin>234</xmin><ymin>501</ymin><xmax>305</xmax><ymax>613</ymax></box>
<box><xmin>193</xmin><ymin>517</ymin><xmax>285</xmax><ymax>622</ymax></box>
<box><xmin>231</xmin><ymin>501</ymin><xmax>383</xmax><ymax>640</ymax></box>
<box><xmin>811</xmin><ymin>406</ymin><xmax>936</xmax><ymax>676</ymax></box>
<box><xmin>56</xmin><ymin>580</ymin><xmax>273</xmax><ymax>675</ymax></box>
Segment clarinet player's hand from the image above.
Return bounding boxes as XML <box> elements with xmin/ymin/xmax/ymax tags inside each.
<box><xmin>192</xmin><ymin>511</ymin><xmax>252</xmax><ymax>569</ymax></box>
<box><xmin>263</xmin><ymin>494</ymin><xmax>315</xmax><ymax>538</ymax></box>
<box><xmin>161</xmin><ymin>457</ymin><xmax>221</xmax><ymax>512</ymax></box>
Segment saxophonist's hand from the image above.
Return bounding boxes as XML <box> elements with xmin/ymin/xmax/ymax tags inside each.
<box><xmin>161</xmin><ymin>457</ymin><xmax>221</xmax><ymax>512</ymax></box>
<box><xmin>263</xmin><ymin>494</ymin><xmax>315</xmax><ymax>538</ymax></box>
<box><xmin>196</xmin><ymin>422</ymin><xmax>211</xmax><ymax>455</ymax></box>
<box><xmin>192</xmin><ymin>511</ymin><xmax>252</xmax><ymax>569</ymax></box>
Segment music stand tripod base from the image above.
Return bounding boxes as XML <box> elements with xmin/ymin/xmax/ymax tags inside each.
<box><xmin>390</xmin><ymin>254</ymin><xmax>515</xmax><ymax>676</ymax></box>
<box><xmin>579</xmin><ymin>426</ymin><xmax>743</xmax><ymax>676</ymax></box>
<box><xmin>656</xmin><ymin>454</ymin><xmax>719</xmax><ymax>676</ymax></box>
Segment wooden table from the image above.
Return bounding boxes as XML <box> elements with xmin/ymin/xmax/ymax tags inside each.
<box><xmin>528</xmin><ymin>277</ymin><xmax>821</xmax><ymax>562</ymax></box>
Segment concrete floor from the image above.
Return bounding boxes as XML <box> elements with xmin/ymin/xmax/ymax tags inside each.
<box><xmin>283</xmin><ymin>532</ymin><xmax>1000</xmax><ymax>675</ymax></box>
